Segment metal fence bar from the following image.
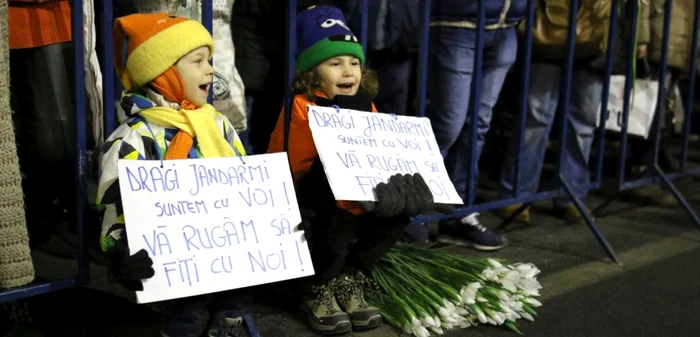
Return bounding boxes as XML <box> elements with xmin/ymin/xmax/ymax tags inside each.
<box><xmin>651</xmin><ymin>0</ymin><xmax>672</xmax><ymax>167</ymax></box>
<box><xmin>283</xmin><ymin>0</ymin><xmax>297</xmax><ymax>153</ymax></box>
<box><xmin>465</xmin><ymin>0</ymin><xmax>486</xmax><ymax>207</ymax></box>
<box><xmin>680</xmin><ymin>0</ymin><xmax>700</xmax><ymax>171</ymax></box>
<box><xmin>416</xmin><ymin>0</ymin><xmax>431</xmax><ymax>118</ymax></box>
<box><xmin>555</xmin><ymin>0</ymin><xmax>619</xmax><ymax>264</ymax></box>
<box><xmin>591</xmin><ymin>0</ymin><xmax>620</xmax><ymax>188</ymax></box>
<box><xmin>73</xmin><ymin>0</ymin><xmax>90</xmax><ymax>286</ymax></box>
<box><xmin>203</xmin><ymin>0</ymin><xmax>214</xmax><ymax>104</ymax></box>
<box><xmin>413</xmin><ymin>190</ymin><xmax>562</xmax><ymax>224</ymax></box>
<box><xmin>512</xmin><ymin>0</ymin><xmax>535</xmax><ymax>198</ymax></box>
<box><xmin>0</xmin><ymin>279</ymin><xmax>78</xmax><ymax>304</ymax></box>
<box><xmin>103</xmin><ymin>0</ymin><xmax>115</xmax><ymax>135</ymax></box>
<box><xmin>615</xmin><ymin>0</ymin><xmax>640</xmax><ymax>190</ymax></box>
<box><xmin>359</xmin><ymin>0</ymin><xmax>368</xmax><ymax>56</ymax></box>
<box><xmin>648</xmin><ymin>0</ymin><xmax>700</xmax><ymax>228</ymax></box>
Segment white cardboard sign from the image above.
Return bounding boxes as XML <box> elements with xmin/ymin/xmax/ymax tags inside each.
<box><xmin>307</xmin><ymin>105</ymin><xmax>463</xmax><ymax>205</ymax></box>
<box><xmin>117</xmin><ymin>152</ymin><xmax>314</xmax><ymax>304</ymax></box>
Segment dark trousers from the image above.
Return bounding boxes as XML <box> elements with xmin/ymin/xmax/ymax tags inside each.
<box><xmin>10</xmin><ymin>42</ymin><xmax>76</xmax><ymax>248</ymax></box>
<box><xmin>310</xmin><ymin>208</ymin><xmax>406</xmax><ymax>282</ymax></box>
<box><xmin>367</xmin><ymin>49</ymin><xmax>416</xmax><ymax>116</ymax></box>
<box><xmin>161</xmin><ymin>290</ymin><xmax>249</xmax><ymax>337</ymax></box>
<box><xmin>298</xmin><ymin>158</ymin><xmax>407</xmax><ymax>283</ymax></box>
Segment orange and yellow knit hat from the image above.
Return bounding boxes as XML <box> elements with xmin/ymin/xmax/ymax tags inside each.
<box><xmin>113</xmin><ymin>12</ymin><xmax>215</xmax><ymax>91</ymax></box>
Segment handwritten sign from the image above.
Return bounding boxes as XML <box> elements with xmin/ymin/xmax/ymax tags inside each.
<box><xmin>117</xmin><ymin>152</ymin><xmax>314</xmax><ymax>304</ymax></box>
<box><xmin>307</xmin><ymin>105</ymin><xmax>463</xmax><ymax>205</ymax></box>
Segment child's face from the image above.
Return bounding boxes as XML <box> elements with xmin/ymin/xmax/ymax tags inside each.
<box><xmin>175</xmin><ymin>46</ymin><xmax>215</xmax><ymax>107</ymax></box>
<box><xmin>316</xmin><ymin>56</ymin><xmax>362</xmax><ymax>100</ymax></box>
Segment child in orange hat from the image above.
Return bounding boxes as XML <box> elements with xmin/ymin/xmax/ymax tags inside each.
<box><xmin>96</xmin><ymin>12</ymin><xmax>308</xmax><ymax>337</ymax></box>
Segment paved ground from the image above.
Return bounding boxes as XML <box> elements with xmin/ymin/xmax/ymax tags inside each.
<box><xmin>3</xmin><ymin>161</ymin><xmax>700</xmax><ymax>337</ymax></box>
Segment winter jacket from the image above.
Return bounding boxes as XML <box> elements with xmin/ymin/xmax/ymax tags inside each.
<box><xmin>96</xmin><ymin>90</ymin><xmax>246</xmax><ymax>252</ymax></box>
<box><xmin>533</xmin><ymin>1</ymin><xmax>650</xmax><ymax>73</ymax></box>
<box><xmin>345</xmin><ymin>0</ymin><xmax>421</xmax><ymax>54</ymax></box>
<box><xmin>267</xmin><ymin>93</ymin><xmax>377</xmax><ymax>215</ymax></box>
<box><xmin>648</xmin><ymin>0</ymin><xmax>696</xmax><ymax>73</ymax></box>
<box><xmin>431</xmin><ymin>0</ymin><xmax>527</xmax><ymax>29</ymax></box>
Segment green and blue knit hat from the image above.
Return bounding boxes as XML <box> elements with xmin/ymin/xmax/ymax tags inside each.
<box><xmin>296</xmin><ymin>6</ymin><xmax>365</xmax><ymax>73</ymax></box>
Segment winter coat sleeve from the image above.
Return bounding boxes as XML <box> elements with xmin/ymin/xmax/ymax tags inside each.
<box><xmin>267</xmin><ymin>95</ymin><xmax>319</xmax><ymax>184</ymax></box>
<box><xmin>96</xmin><ymin>126</ymin><xmax>147</xmax><ymax>252</ymax></box>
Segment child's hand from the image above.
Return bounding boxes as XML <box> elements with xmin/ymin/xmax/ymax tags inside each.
<box><xmin>411</xmin><ymin>173</ymin><xmax>456</xmax><ymax>215</ymax></box>
<box><xmin>362</xmin><ymin>177</ymin><xmax>405</xmax><ymax>217</ymax></box>
<box><xmin>296</xmin><ymin>209</ymin><xmax>315</xmax><ymax>243</ymax></box>
<box><xmin>107</xmin><ymin>239</ymin><xmax>155</xmax><ymax>291</ymax></box>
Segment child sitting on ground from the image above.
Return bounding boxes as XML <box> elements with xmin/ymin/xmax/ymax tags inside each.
<box><xmin>96</xmin><ymin>13</ymin><xmax>309</xmax><ymax>337</ymax></box>
<box><xmin>268</xmin><ymin>6</ymin><xmax>453</xmax><ymax>335</ymax></box>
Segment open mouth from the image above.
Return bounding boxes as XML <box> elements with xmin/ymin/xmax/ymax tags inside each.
<box><xmin>336</xmin><ymin>83</ymin><xmax>355</xmax><ymax>91</ymax></box>
<box><xmin>199</xmin><ymin>83</ymin><xmax>211</xmax><ymax>93</ymax></box>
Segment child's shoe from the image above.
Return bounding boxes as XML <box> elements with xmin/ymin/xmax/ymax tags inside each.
<box><xmin>205</xmin><ymin>316</ymin><xmax>252</xmax><ymax>337</ymax></box>
<box><xmin>301</xmin><ymin>281</ymin><xmax>352</xmax><ymax>335</ymax></box>
<box><xmin>335</xmin><ymin>272</ymin><xmax>383</xmax><ymax>331</ymax></box>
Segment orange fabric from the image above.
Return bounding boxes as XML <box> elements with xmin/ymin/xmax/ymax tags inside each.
<box><xmin>268</xmin><ymin>93</ymin><xmax>377</xmax><ymax>215</ymax></box>
<box><xmin>112</xmin><ymin>13</ymin><xmax>189</xmax><ymax>89</ymax></box>
<box><xmin>151</xmin><ymin>67</ymin><xmax>188</xmax><ymax>104</ymax></box>
<box><xmin>164</xmin><ymin>131</ymin><xmax>194</xmax><ymax>160</ymax></box>
<box><xmin>8</xmin><ymin>1</ymin><xmax>72</xmax><ymax>50</ymax></box>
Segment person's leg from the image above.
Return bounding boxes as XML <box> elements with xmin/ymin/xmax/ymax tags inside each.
<box><xmin>161</xmin><ymin>295</ymin><xmax>211</xmax><ymax>337</ymax></box>
<box><xmin>427</xmin><ymin>26</ymin><xmax>475</xmax><ymax>161</ymax></box>
<box><xmin>295</xmin><ymin>158</ymin><xmax>355</xmax><ymax>335</ymax></box>
<box><xmin>449</xmin><ymin>27</ymin><xmax>518</xmax><ymax>205</ymax></box>
<box><xmin>10</xmin><ymin>42</ymin><xmax>75</xmax><ymax>248</ymax></box>
<box><xmin>498</xmin><ymin>63</ymin><xmax>562</xmax><ymax>221</ymax></box>
<box><xmin>553</xmin><ymin>68</ymin><xmax>603</xmax><ymax>213</ymax></box>
<box><xmin>337</xmin><ymin>214</ymin><xmax>407</xmax><ymax>331</ymax></box>
<box><xmin>438</xmin><ymin>28</ymin><xmax>517</xmax><ymax>250</ymax></box>
<box><xmin>369</xmin><ymin>50</ymin><xmax>414</xmax><ymax>115</ymax></box>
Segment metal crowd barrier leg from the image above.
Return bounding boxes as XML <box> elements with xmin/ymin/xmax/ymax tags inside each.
<box><xmin>498</xmin><ymin>0</ymin><xmax>535</xmax><ymax>229</ymax></box>
<box><xmin>416</xmin><ymin>0</ymin><xmax>431</xmax><ymax>118</ymax></box>
<box><xmin>593</xmin><ymin>0</ymin><xmax>700</xmax><ymax>229</ymax></box>
<box><xmin>647</xmin><ymin>0</ymin><xmax>700</xmax><ymax>228</ymax></box>
<box><xmin>554</xmin><ymin>0</ymin><xmax>619</xmax><ymax>264</ymax></box>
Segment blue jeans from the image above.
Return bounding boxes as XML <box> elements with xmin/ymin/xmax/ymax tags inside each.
<box><xmin>428</xmin><ymin>26</ymin><xmax>518</xmax><ymax>204</ymax></box>
<box><xmin>500</xmin><ymin>63</ymin><xmax>603</xmax><ymax>207</ymax></box>
<box><xmin>161</xmin><ymin>290</ymin><xmax>248</xmax><ymax>337</ymax></box>
<box><xmin>368</xmin><ymin>50</ymin><xmax>415</xmax><ymax>115</ymax></box>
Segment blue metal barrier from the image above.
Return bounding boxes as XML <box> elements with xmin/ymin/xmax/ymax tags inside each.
<box><xmin>0</xmin><ymin>0</ymin><xmax>90</xmax><ymax>302</ymax></box>
<box><xmin>593</xmin><ymin>0</ymin><xmax>700</xmax><ymax>229</ymax></box>
<box><xmin>408</xmin><ymin>0</ymin><xmax>620</xmax><ymax>263</ymax></box>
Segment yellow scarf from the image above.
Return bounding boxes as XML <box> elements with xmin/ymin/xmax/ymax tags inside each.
<box><xmin>139</xmin><ymin>104</ymin><xmax>237</xmax><ymax>158</ymax></box>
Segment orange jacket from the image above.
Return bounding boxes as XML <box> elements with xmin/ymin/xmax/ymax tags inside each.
<box><xmin>268</xmin><ymin>93</ymin><xmax>377</xmax><ymax>215</ymax></box>
<box><xmin>9</xmin><ymin>0</ymin><xmax>72</xmax><ymax>50</ymax></box>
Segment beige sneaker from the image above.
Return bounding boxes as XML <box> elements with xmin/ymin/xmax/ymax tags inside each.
<box><xmin>301</xmin><ymin>281</ymin><xmax>352</xmax><ymax>335</ymax></box>
<box><xmin>560</xmin><ymin>205</ymin><xmax>594</xmax><ymax>224</ymax></box>
<box><xmin>627</xmin><ymin>184</ymin><xmax>678</xmax><ymax>207</ymax></box>
<box><xmin>497</xmin><ymin>203</ymin><xmax>530</xmax><ymax>222</ymax></box>
<box><xmin>335</xmin><ymin>272</ymin><xmax>383</xmax><ymax>331</ymax></box>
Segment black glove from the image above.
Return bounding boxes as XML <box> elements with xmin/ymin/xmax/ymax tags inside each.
<box><xmin>296</xmin><ymin>209</ymin><xmax>315</xmax><ymax>243</ymax></box>
<box><xmin>361</xmin><ymin>174</ymin><xmax>406</xmax><ymax>217</ymax></box>
<box><xmin>411</xmin><ymin>173</ymin><xmax>456</xmax><ymax>215</ymax></box>
<box><xmin>107</xmin><ymin>240</ymin><xmax>155</xmax><ymax>291</ymax></box>
<box><xmin>397</xmin><ymin>174</ymin><xmax>431</xmax><ymax>216</ymax></box>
